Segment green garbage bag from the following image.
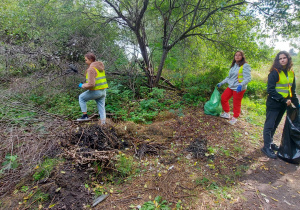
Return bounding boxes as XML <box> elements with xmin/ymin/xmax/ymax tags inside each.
<box><xmin>204</xmin><ymin>87</ymin><xmax>222</xmax><ymax>116</ymax></box>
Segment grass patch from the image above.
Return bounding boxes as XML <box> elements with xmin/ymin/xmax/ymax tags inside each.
<box><xmin>33</xmin><ymin>158</ymin><xmax>63</xmax><ymax>181</ymax></box>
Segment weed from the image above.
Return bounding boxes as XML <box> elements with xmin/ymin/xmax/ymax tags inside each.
<box><xmin>207</xmin><ymin>181</ymin><xmax>219</xmax><ymax>190</ymax></box>
<box><xmin>140</xmin><ymin>196</ymin><xmax>172</xmax><ymax>210</ymax></box>
<box><xmin>232</xmin><ymin>130</ymin><xmax>242</xmax><ymax>140</ymax></box>
<box><xmin>32</xmin><ymin>190</ymin><xmax>49</xmax><ymax>203</ymax></box>
<box><xmin>219</xmin><ymin>147</ymin><xmax>231</xmax><ymax>157</ymax></box>
<box><xmin>115</xmin><ymin>152</ymin><xmax>135</xmax><ymax>178</ymax></box>
<box><xmin>21</xmin><ymin>186</ymin><xmax>29</xmax><ymax>193</ymax></box>
<box><xmin>234</xmin><ymin>165</ymin><xmax>249</xmax><ymax>177</ymax></box>
<box><xmin>33</xmin><ymin>158</ymin><xmax>62</xmax><ymax>181</ymax></box>
<box><xmin>207</xmin><ymin>146</ymin><xmax>217</xmax><ymax>154</ymax></box>
<box><xmin>195</xmin><ymin>177</ymin><xmax>210</xmax><ymax>186</ymax></box>
<box><xmin>233</xmin><ymin>146</ymin><xmax>243</xmax><ymax>153</ymax></box>
<box><xmin>0</xmin><ymin>154</ymin><xmax>19</xmax><ymax>174</ymax></box>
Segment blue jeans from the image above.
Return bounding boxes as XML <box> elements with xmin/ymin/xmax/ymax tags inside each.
<box><xmin>79</xmin><ymin>89</ymin><xmax>106</xmax><ymax>121</ymax></box>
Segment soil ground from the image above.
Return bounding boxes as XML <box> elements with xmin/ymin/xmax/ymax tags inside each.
<box><xmin>1</xmin><ymin>108</ymin><xmax>299</xmax><ymax>210</ymax></box>
<box><xmin>232</xmin><ymin>121</ymin><xmax>300</xmax><ymax>210</ymax></box>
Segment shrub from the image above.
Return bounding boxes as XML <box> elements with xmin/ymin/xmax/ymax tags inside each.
<box><xmin>245</xmin><ymin>80</ymin><xmax>267</xmax><ymax>99</ymax></box>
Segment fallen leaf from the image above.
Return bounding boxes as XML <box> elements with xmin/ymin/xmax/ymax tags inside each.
<box><xmin>258</xmin><ymin>157</ymin><xmax>269</xmax><ymax>162</ymax></box>
<box><xmin>270</xmin><ymin>197</ymin><xmax>278</xmax><ymax>202</ymax></box>
<box><xmin>49</xmin><ymin>204</ymin><xmax>56</xmax><ymax>208</ymax></box>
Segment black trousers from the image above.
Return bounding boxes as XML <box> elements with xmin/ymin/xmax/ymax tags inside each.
<box><xmin>263</xmin><ymin>108</ymin><xmax>286</xmax><ymax>148</ymax></box>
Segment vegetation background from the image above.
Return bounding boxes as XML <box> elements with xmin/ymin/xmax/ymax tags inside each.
<box><xmin>0</xmin><ymin>0</ymin><xmax>299</xmax><ymax>209</ymax></box>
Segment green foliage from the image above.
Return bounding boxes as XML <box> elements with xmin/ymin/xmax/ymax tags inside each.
<box><xmin>0</xmin><ymin>102</ymin><xmax>37</xmax><ymax>126</ymax></box>
<box><xmin>219</xmin><ymin>147</ymin><xmax>231</xmax><ymax>157</ymax></box>
<box><xmin>28</xmin><ymin>90</ymin><xmax>81</xmax><ymax>119</ymax></box>
<box><xmin>0</xmin><ymin>154</ymin><xmax>19</xmax><ymax>174</ymax></box>
<box><xmin>242</xmin><ymin>97</ymin><xmax>266</xmax><ymax>126</ymax></box>
<box><xmin>33</xmin><ymin>158</ymin><xmax>62</xmax><ymax>181</ymax></box>
<box><xmin>106</xmin><ymin>82</ymin><xmax>182</xmax><ymax>123</ymax></box>
<box><xmin>29</xmin><ymin>189</ymin><xmax>49</xmax><ymax>207</ymax></box>
<box><xmin>195</xmin><ymin>177</ymin><xmax>219</xmax><ymax>190</ymax></box>
<box><xmin>176</xmin><ymin>65</ymin><xmax>228</xmax><ymax>105</ymax></box>
<box><xmin>20</xmin><ymin>186</ymin><xmax>29</xmax><ymax>193</ymax></box>
<box><xmin>244</xmin><ymin>80</ymin><xmax>267</xmax><ymax>99</ymax></box>
<box><xmin>98</xmin><ymin>152</ymin><xmax>138</xmax><ymax>185</ymax></box>
<box><xmin>114</xmin><ymin>153</ymin><xmax>135</xmax><ymax>178</ymax></box>
<box><xmin>141</xmin><ymin>196</ymin><xmax>172</xmax><ymax>210</ymax></box>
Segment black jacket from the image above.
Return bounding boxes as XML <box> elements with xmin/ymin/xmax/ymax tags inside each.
<box><xmin>266</xmin><ymin>69</ymin><xmax>299</xmax><ymax>111</ymax></box>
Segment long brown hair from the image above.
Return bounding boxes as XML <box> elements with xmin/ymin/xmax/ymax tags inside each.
<box><xmin>230</xmin><ymin>50</ymin><xmax>247</xmax><ymax>68</ymax></box>
<box><xmin>85</xmin><ymin>52</ymin><xmax>96</xmax><ymax>62</ymax></box>
<box><xmin>269</xmin><ymin>51</ymin><xmax>293</xmax><ymax>72</ymax></box>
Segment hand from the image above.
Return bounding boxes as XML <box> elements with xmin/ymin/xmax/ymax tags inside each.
<box><xmin>286</xmin><ymin>99</ymin><xmax>291</xmax><ymax>106</ymax></box>
<box><xmin>236</xmin><ymin>85</ymin><xmax>242</xmax><ymax>93</ymax></box>
<box><xmin>79</xmin><ymin>83</ymin><xmax>83</xmax><ymax>88</ymax></box>
<box><xmin>217</xmin><ymin>83</ymin><xmax>222</xmax><ymax>88</ymax></box>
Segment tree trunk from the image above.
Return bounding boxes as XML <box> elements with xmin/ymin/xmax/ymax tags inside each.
<box><xmin>135</xmin><ymin>32</ymin><xmax>155</xmax><ymax>88</ymax></box>
<box><xmin>154</xmin><ymin>48</ymin><xmax>169</xmax><ymax>87</ymax></box>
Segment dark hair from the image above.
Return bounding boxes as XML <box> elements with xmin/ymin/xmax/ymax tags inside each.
<box><xmin>85</xmin><ymin>52</ymin><xmax>96</xmax><ymax>62</ymax></box>
<box><xmin>269</xmin><ymin>51</ymin><xmax>293</xmax><ymax>72</ymax></box>
<box><xmin>230</xmin><ymin>50</ymin><xmax>247</xmax><ymax>68</ymax></box>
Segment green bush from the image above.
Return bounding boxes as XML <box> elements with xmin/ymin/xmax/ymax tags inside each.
<box><xmin>245</xmin><ymin>80</ymin><xmax>267</xmax><ymax>99</ymax></box>
<box><xmin>177</xmin><ymin>65</ymin><xmax>228</xmax><ymax>104</ymax></box>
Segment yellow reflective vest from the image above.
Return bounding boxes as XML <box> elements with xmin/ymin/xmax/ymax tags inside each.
<box><xmin>86</xmin><ymin>67</ymin><xmax>108</xmax><ymax>90</ymax></box>
<box><xmin>237</xmin><ymin>65</ymin><xmax>243</xmax><ymax>83</ymax></box>
<box><xmin>275</xmin><ymin>69</ymin><xmax>294</xmax><ymax>98</ymax></box>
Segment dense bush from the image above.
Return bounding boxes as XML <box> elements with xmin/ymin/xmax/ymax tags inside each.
<box><xmin>244</xmin><ymin>80</ymin><xmax>267</xmax><ymax>99</ymax></box>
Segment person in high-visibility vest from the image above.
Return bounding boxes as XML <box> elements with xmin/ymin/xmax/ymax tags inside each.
<box><xmin>217</xmin><ymin>50</ymin><xmax>251</xmax><ymax>125</ymax></box>
<box><xmin>262</xmin><ymin>51</ymin><xmax>299</xmax><ymax>159</ymax></box>
<box><xmin>77</xmin><ymin>52</ymin><xmax>108</xmax><ymax>124</ymax></box>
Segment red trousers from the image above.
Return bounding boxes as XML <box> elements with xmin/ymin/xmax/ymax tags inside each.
<box><xmin>221</xmin><ymin>87</ymin><xmax>246</xmax><ymax>118</ymax></box>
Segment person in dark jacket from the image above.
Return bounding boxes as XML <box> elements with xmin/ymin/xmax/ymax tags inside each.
<box><xmin>262</xmin><ymin>51</ymin><xmax>299</xmax><ymax>159</ymax></box>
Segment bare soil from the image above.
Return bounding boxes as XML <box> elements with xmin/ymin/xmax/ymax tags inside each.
<box><xmin>1</xmin><ymin>108</ymin><xmax>299</xmax><ymax>210</ymax></box>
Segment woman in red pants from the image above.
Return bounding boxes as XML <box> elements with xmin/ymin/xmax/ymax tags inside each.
<box><xmin>217</xmin><ymin>51</ymin><xmax>251</xmax><ymax>125</ymax></box>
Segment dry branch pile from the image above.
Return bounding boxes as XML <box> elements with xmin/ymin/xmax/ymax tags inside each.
<box><xmin>69</xmin><ymin>124</ymin><xmax>126</xmax><ymax>150</ymax></box>
<box><xmin>62</xmin><ymin>124</ymin><xmax>127</xmax><ymax>166</ymax></box>
<box><xmin>186</xmin><ymin>138</ymin><xmax>208</xmax><ymax>159</ymax></box>
<box><xmin>136</xmin><ymin>142</ymin><xmax>168</xmax><ymax>159</ymax></box>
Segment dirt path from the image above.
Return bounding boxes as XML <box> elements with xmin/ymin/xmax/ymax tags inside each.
<box><xmin>232</xmin><ymin>118</ymin><xmax>300</xmax><ymax>210</ymax></box>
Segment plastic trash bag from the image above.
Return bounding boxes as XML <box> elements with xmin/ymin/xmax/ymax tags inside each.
<box><xmin>277</xmin><ymin>107</ymin><xmax>300</xmax><ymax>164</ymax></box>
<box><xmin>204</xmin><ymin>87</ymin><xmax>222</xmax><ymax>116</ymax></box>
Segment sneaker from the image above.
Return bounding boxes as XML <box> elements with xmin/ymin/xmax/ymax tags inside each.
<box><xmin>76</xmin><ymin>114</ymin><xmax>89</xmax><ymax>121</ymax></box>
<box><xmin>220</xmin><ymin>112</ymin><xmax>230</xmax><ymax>119</ymax></box>
<box><xmin>261</xmin><ymin>147</ymin><xmax>277</xmax><ymax>159</ymax></box>
<box><xmin>271</xmin><ymin>143</ymin><xmax>279</xmax><ymax>151</ymax></box>
<box><xmin>228</xmin><ymin>117</ymin><xmax>237</xmax><ymax>125</ymax></box>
